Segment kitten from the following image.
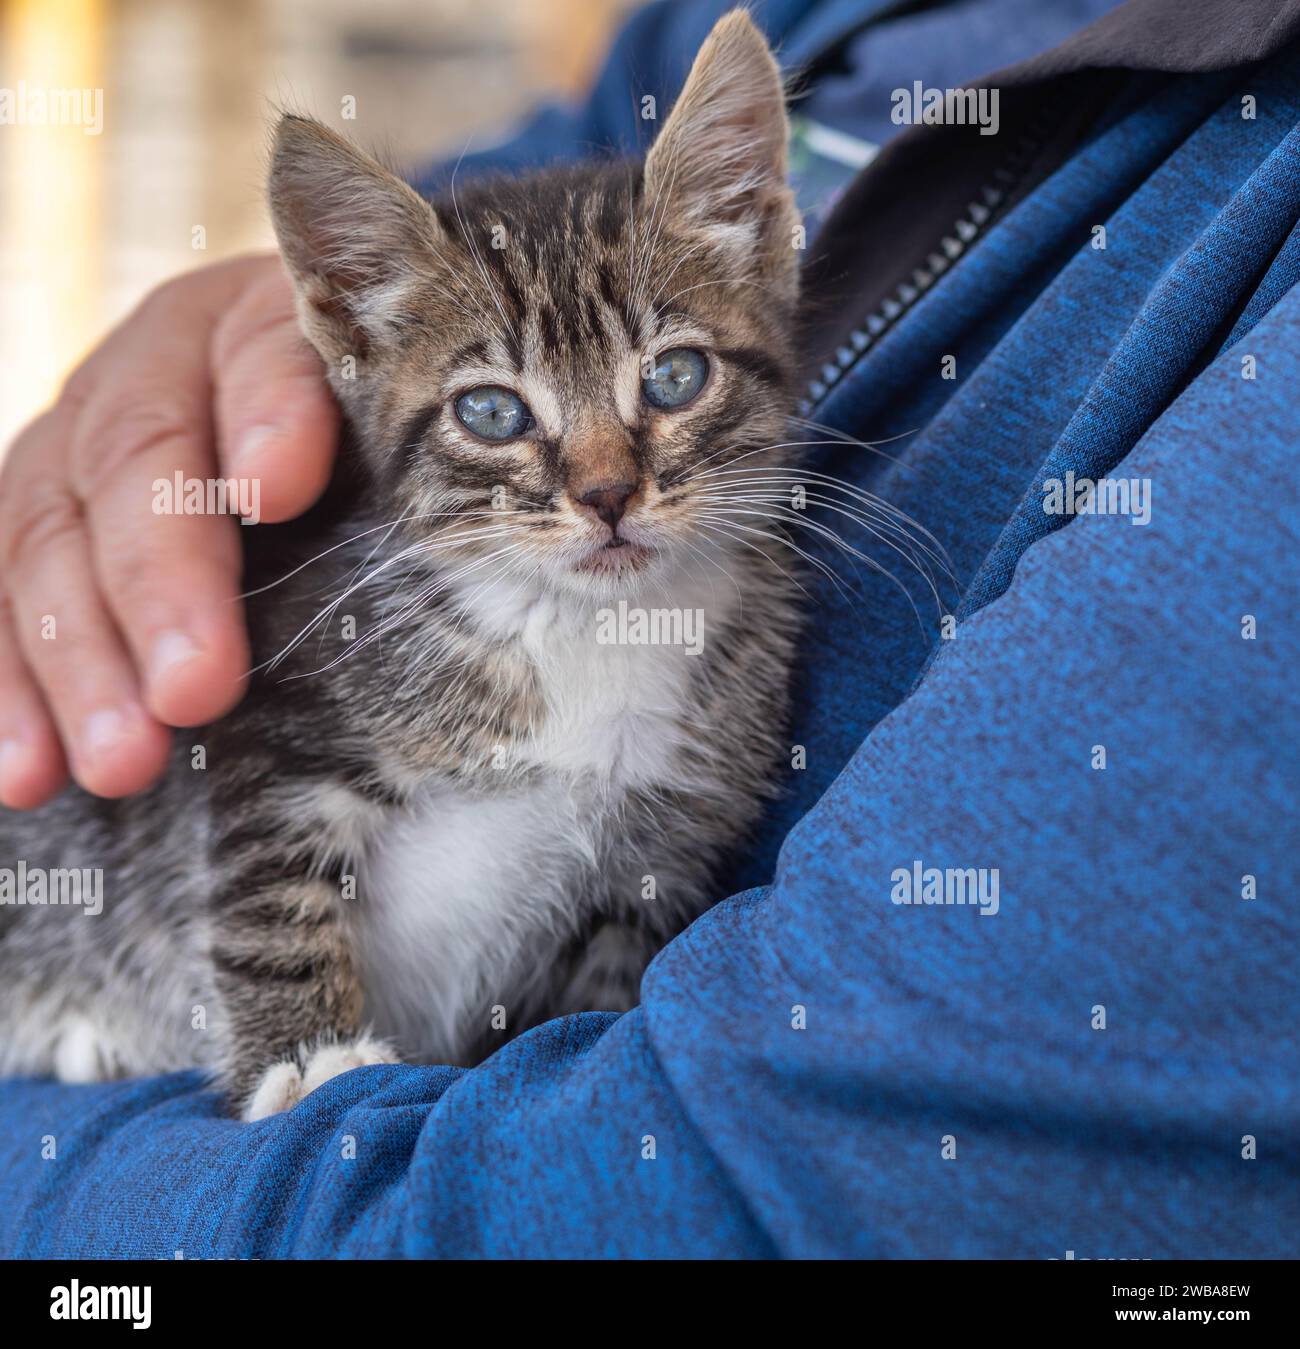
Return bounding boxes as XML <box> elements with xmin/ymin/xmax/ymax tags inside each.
<box><xmin>0</xmin><ymin>11</ymin><xmax>804</xmax><ymax>1118</ymax></box>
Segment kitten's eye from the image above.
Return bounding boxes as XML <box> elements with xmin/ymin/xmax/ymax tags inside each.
<box><xmin>642</xmin><ymin>347</ymin><xmax>708</xmax><ymax>410</ymax></box>
<box><xmin>454</xmin><ymin>386</ymin><xmax>532</xmax><ymax>441</ymax></box>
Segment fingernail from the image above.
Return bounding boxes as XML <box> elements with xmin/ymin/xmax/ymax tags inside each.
<box><xmin>150</xmin><ymin>629</ymin><xmax>203</xmax><ymax>690</ymax></box>
<box><xmin>234</xmin><ymin>424</ymin><xmax>279</xmax><ymax>477</ymax></box>
<box><xmin>0</xmin><ymin>738</ymin><xmax>26</xmax><ymax>805</ymax></box>
<box><xmin>80</xmin><ymin>707</ymin><xmax>133</xmax><ymax>764</ymax></box>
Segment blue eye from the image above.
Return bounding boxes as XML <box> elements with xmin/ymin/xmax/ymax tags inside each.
<box><xmin>454</xmin><ymin>386</ymin><xmax>532</xmax><ymax>441</ymax></box>
<box><xmin>643</xmin><ymin>347</ymin><xmax>708</xmax><ymax>410</ymax></box>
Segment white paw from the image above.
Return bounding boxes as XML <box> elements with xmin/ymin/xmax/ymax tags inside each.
<box><xmin>242</xmin><ymin>1036</ymin><xmax>397</xmax><ymax>1121</ymax></box>
<box><xmin>243</xmin><ymin>1060</ymin><xmax>304</xmax><ymax>1121</ymax></box>
<box><xmin>52</xmin><ymin>1014</ymin><xmax>124</xmax><ymax>1084</ymax></box>
<box><xmin>302</xmin><ymin>1035</ymin><xmax>397</xmax><ymax>1093</ymax></box>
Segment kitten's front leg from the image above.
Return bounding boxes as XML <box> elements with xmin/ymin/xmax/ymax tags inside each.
<box><xmin>552</xmin><ymin>920</ymin><xmax>663</xmax><ymax>1015</ymax></box>
<box><xmin>208</xmin><ymin>773</ymin><xmax>395</xmax><ymax>1120</ymax></box>
<box><xmin>550</xmin><ymin>795</ymin><xmax>726</xmax><ymax>1018</ymax></box>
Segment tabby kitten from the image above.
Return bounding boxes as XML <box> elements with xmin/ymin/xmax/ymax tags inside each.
<box><xmin>0</xmin><ymin>11</ymin><xmax>803</xmax><ymax>1118</ymax></box>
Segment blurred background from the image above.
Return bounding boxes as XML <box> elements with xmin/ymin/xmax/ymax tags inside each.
<box><xmin>0</xmin><ymin>0</ymin><xmax>638</xmax><ymax>452</ymax></box>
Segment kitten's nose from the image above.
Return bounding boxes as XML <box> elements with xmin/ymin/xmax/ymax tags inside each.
<box><xmin>576</xmin><ymin>482</ymin><xmax>636</xmax><ymax>531</ymax></box>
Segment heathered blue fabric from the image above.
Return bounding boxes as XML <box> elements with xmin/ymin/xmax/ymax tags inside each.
<box><xmin>1</xmin><ymin>4</ymin><xmax>1297</xmax><ymax>1257</ymax></box>
<box><xmin>413</xmin><ymin>0</ymin><xmax>1123</xmax><ymax>211</ymax></box>
<box><xmin>795</xmin><ymin>0</ymin><xmax>1126</xmax><ymax>148</ymax></box>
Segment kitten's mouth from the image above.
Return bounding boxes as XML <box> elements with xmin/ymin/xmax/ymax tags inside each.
<box><xmin>574</xmin><ymin>537</ymin><xmax>654</xmax><ymax>574</ymax></box>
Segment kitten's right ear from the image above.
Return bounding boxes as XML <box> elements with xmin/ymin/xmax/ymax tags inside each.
<box><xmin>268</xmin><ymin>115</ymin><xmax>447</xmax><ymax>362</ymax></box>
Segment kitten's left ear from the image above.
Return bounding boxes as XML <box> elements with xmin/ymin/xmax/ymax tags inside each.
<box><xmin>269</xmin><ymin>114</ymin><xmax>449</xmax><ymax>362</ymax></box>
<box><xmin>643</xmin><ymin>10</ymin><xmax>797</xmax><ymax>289</ymax></box>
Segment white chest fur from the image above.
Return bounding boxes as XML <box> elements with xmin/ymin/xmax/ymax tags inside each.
<box><xmin>354</xmin><ymin>568</ymin><xmax>729</xmax><ymax>1061</ymax></box>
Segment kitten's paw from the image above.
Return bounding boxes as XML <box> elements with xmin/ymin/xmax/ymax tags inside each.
<box><xmin>241</xmin><ymin>1036</ymin><xmax>397</xmax><ymax>1121</ymax></box>
<box><xmin>243</xmin><ymin>1060</ymin><xmax>304</xmax><ymax>1121</ymax></box>
<box><xmin>301</xmin><ymin>1035</ymin><xmax>397</xmax><ymax>1094</ymax></box>
<box><xmin>52</xmin><ymin>1014</ymin><xmax>125</xmax><ymax>1083</ymax></box>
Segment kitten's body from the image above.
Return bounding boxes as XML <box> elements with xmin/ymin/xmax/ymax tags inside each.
<box><xmin>0</xmin><ymin>12</ymin><xmax>805</xmax><ymax>1116</ymax></box>
<box><xmin>0</xmin><ymin>467</ymin><xmax>795</xmax><ymax>1082</ymax></box>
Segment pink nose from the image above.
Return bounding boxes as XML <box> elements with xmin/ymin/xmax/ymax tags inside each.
<box><xmin>576</xmin><ymin>482</ymin><xmax>636</xmax><ymax>530</ymax></box>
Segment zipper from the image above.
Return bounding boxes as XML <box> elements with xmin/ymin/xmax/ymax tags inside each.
<box><xmin>798</xmin><ymin>111</ymin><xmax>1058</xmax><ymax>416</ymax></box>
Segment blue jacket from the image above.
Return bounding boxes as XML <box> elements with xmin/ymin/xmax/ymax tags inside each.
<box><xmin>1</xmin><ymin>0</ymin><xmax>1296</xmax><ymax>1257</ymax></box>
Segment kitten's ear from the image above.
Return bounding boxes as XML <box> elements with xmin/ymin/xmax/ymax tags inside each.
<box><xmin>269</xmin><ymin>114</ymin><xmax>447</xmax><ymax>361</ymax></box>
<box><xmin>643</xmin><ymin>10</ymin><xmax>796</xmax><ymax>280</ymax></box>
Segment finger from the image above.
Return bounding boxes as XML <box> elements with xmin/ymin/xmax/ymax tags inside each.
<box><xmin>0</xmin><ymin>594</ymin><xmax>69</xmax><ymax>810</ymax></box>
<box><xmin>3</xmin><ymin>465</ymin><xmax>171</xmax><ymax>798</ymax></box>
<box><xmin>71</xmin><ymin>376</ymin><xmax>250</xmax><ymax>729</ymax></box>
<box><xmin>212</xmin><ymin>261</ymin><xmax>338</xmax><ymax>523</ymax></box>
<box><xmin>0</xmin><ymin>407</ymin><xmax>81</xmax><ymax>806</ymax></box>
<box><xmin>66</xmin><ymin>264</ymin><xmax>264</xmax><ymax>728</ymax></box>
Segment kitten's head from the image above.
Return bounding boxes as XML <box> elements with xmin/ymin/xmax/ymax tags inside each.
<box><xmin>269</xmin><ymin>9</ymin><xmax>799</xmax><ymax>599</ymax></box>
